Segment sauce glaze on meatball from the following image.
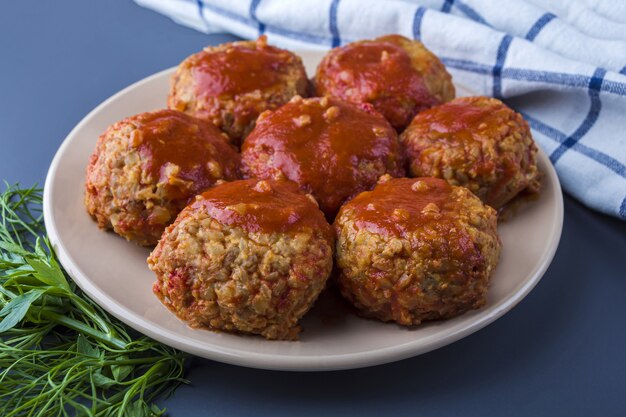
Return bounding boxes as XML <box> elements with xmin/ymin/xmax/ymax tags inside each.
<box><xmin>241</xmin><ymin>96</ymin><xmax>404</xmax><ymax>219</ymax></box>
<box><xmin>85</xmin><ymin>109</ymin><xmax>240</xmax><ymax>246</ymax></box>
<box><xmin>149</xmin><ymin>179</ymin><xmax>334</xmax><ymax>340</ymax></box>
<box><xmin>400</xmin><ymin>96</ymin><xmax>541</xmax><ymax>209</ymax></box>
<box><xmin>334</xmin><ymin>176</ymin><xmax>501</xmax><ymax>326</ymax></box>
<box><xmin>168</xmin><ymin>36</ymin><xmax>309</xmax><ymax>145</ymax></box>
<box><xmin>315</xmin><ymin>34</ymin><xmax>454</xmax><ymax>131</ymax></box>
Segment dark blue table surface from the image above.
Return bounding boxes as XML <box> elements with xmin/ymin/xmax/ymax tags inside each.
<box><xmin>2</xmin><ymin>1</ymin><xmax>626</xmax><ymax>416</ymax></box>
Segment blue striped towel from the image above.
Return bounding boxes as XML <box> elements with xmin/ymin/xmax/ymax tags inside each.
<box><xmin>135</xmin><ymin>0</ymin><xmax>626</xmax><ymax>220</ymax></box>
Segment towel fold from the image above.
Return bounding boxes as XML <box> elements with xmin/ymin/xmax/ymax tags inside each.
<box><xmin>135</xmin><ymin>0</ymin><xmax>626</xmax><ymax>220</ymax></box>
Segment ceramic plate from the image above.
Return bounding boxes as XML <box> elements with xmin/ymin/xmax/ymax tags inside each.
<box><xmin>43</xmin><ymin>50</ymin><xmax>563</xmax><ymax>371</ymax></box>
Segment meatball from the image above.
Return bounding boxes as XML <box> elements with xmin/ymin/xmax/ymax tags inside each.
<box><xmin>85</xmin><ymin>109</ymin><xmax>240</xmax><ymax>246</ymax></box>
<box><xmin>168</xmin><ymin>36</ymin><xmax>308</xmax><ymax>145</ymax></box>
<box><xmin>400</xmin><ymin>96</ymin><xmax>541</xmax><ymax>209</ymax></box>
<box><xmin>241</xmin><ymin>96</ymin><xmax>404</xmax><ymax>219</ymax></box>
<box><xmin>315</xmin><ymin>34</ymin><xmax>454</xmax><ymax>131</ymax></box>
<box><xmin>148</xmin><ymin>179</ymin><xmax>334</xmax><ymax>340</ymax></box>
<box><xmin>334</xmin><ymin>176</ymin><xmax>501</xmax><ymax>326</ymax></box>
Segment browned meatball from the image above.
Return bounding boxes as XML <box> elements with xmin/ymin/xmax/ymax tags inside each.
<box><xmin>85</xmin><ymin>109</ymin><xmax>240</xmax><ymax>246</ymax></box>
<box><xmin>148</xmin><ymin>179</ymin><xmax>334</xmax><ymax>340</ymax></box>
<box><xmin>334</xmin><ymin>176</ymin><xmax>501</xmax><ymax>326</ymax></box>
<box><xmin>400</xmin><ymin>96</ymin><xmax>541</xmax><ymax>209</ymax></box>
<box><xmin>241</xmin><ymin>96</ymin><xmax>404</xmax><ymax>219</ymax></box>
<box><xmin>315</xmin><ymin>34</ymin><xmax>455</xmax><ymax>132</ymax></box>
<box><xmin>168</xmin><ymin>36</ymin><xmax>308</xmax><ymax>145</ymax></box>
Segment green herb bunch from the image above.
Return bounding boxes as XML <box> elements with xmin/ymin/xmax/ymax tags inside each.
<box><xmin>0</xmin><ymin>185</ymin><xmax>187</xmax><ymax>417</ymax></box>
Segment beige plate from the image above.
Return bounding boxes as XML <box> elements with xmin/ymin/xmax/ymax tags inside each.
<box><xmin>43</xmin><ymin>50</ymin><xmax>563</xmax><ymax>371</ymax></box>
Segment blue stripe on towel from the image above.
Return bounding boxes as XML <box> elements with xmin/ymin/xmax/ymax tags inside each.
<box><xmin>521</xmin><ymin>112</ymin><xmax>626</xmax><ymax>179</ymax></box>
<box><xmin>250</xmin><ymin>0</ymin><xmax>266</xmax><ymax>35</ymax></box>
<box><xmin>503</xmin><ymin>69</ymin><xmax>626</xmax><ymax>96</ymax></box>
<box><xmin>454</xmin><ymin>0</ymin><xmax>490</xmax><ymax>26</ymax></box>
<box><xmin>442</xmin><ymin>58</ymin><xmax>492</xmax><ymax>74</ymax></box>
<box><xmin>525</xmin><ymin>13</ymin><xmax>556</xmax><ymax>41</ymax></box>
<box><xmin>198</xmin><ymin>0</ymin><xmax>256</xmax><ymax>26</ymax></box>
<box><xmin>443</xmin><ymin>57</ymin><xmax>626</xmax><ymax>97</ymax></box>
<box><xmin>195</xmin><ymin>0</ymin><xmax>210</xmax><ymax>27</ymax></box>
<box><xmin>550</xmin><ymin>68</ymin><xmax>607</xmax><ymax>163</ymax></box>
<box><xmin>412</xmin><ymin>7</ymin><xmax>426</xmax><ymax>40</ymax></box>
<box><xmin>330</xmin><ymin>0</ymin><xmax>341</xmax><ymax>47</ymax></box>
<box><xmin>493</xmin><ymin>35</ymin><xmax>513</xmax><ymax>97</ymax></box>
<box><xmin>198</xmin><ymin>0</ymin><xmax>329</xmax><ymax>44</ymax></box>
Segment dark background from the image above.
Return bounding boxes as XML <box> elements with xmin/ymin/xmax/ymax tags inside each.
<box><xmin>2</xmin><ymin>1</ymin><xmax>626</xmax><ymax>415</ymax></box>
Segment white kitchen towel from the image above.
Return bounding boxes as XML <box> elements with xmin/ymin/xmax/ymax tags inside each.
<box><xmin>135</xmin><ymin>0</ymin><xmax>626</xmax><ymax>220</ymax></box>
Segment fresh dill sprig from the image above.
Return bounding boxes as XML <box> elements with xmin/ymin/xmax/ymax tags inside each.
<box><xmin>0</xmin><ymin>184</ymin><xmax>187</xmax><ymax>417</ymax></box>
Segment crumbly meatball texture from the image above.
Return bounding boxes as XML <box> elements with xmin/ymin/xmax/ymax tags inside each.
<box><xmin>400</xmin><ymin>96</ymin><xmax>541</xmax><ymax>209</ymax></box>
<box><xmin>315</xmin><ymin>34</ymin><xmax>455</xmax><ymax>131</ymax></box>
<box><xmin>85</xmin><ymin>109</ymin><xmax>240</xmax><ymax>246</ymax></box>
<box><xmin>334</xmin><ymin>177</ymin><xmax>501</xmax><ymax>326</ymax></box>
<box><xmin>168</xmin><ymin>36</ymin><xmax>309</xmax><ymax>145</ymax></box>
<box><xmin>149</xmin><ymin>179</ymin><xmax>334</xmax><ymax>340</ymax></box>
<box><xmin>241</xmin><ymin>96</ymin><xmax>404</xmax><ymax>219</ymax></box>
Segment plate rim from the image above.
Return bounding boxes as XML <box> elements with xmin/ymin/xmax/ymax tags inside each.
<box><xmin>43</xmin><ymin>61</ymin><xmax>564</xmax><ymax>372</ymax></box>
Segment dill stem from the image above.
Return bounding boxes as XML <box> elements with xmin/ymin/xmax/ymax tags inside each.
<box><xmin>30</xmin><ymin>308</ymin><xmax>127</xmax><ymax>349</ymax></box>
